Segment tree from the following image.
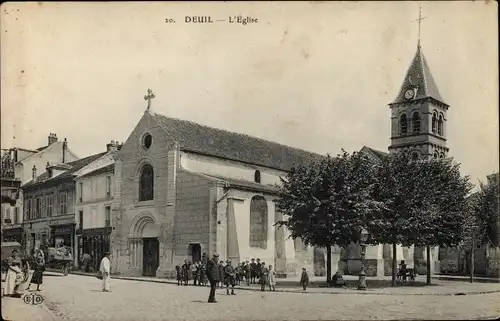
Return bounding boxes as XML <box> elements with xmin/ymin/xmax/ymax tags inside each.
<box><xmin>275</xmin><ymin>150</ymin><xmax>380</xmax><ymax>283</ymax></box>
<box><xmin>412</xmin><ymin>158</ymin><xmax>473</xmax><ymax>284</ymax></box>
<box><xmin>368</xmin><ymin>151</ymin><xmax>431</xmax><ymax>286</ymax></box>
<box><xmin>476</xmin><ymin>175</ymin><xmax>499</xmax><ymax>247</ymax></box>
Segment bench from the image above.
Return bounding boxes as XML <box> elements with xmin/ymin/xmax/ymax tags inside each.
<box><xmin>397</xmin><ymin>268</ymin><xmax>416</xmax><ymax>283</ymax></box>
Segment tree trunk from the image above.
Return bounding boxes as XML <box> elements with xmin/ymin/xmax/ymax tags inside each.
<box><xmin>426</xmin><ymin>245</ymin><xmax>431</xmax><ymax>284</ymax></box>
<box><xmin>326</xmin><ymin>245</ymin><xmax>332</xmax><ymax>284</ymax></box>
<box><xmin>392</xmin><ymin>242</ymin><xmax>397</xmax><ymax>287</ymax></box>
<box><xmin>470</xmin><ymin>237</ymin><xmax>475</xmax><ymax>283</ymax></box>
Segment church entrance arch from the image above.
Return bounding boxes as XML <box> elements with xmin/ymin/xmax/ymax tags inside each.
<box><xmin>129</xmin><ymin>214</ymin><xmax>160</xmax><ymax>277</ymax></box>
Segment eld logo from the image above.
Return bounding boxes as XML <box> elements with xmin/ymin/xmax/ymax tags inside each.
<box><xmin>23</xmin><ymin>293</ymin><xmax>44</xmax><ymax>305</ymax></box>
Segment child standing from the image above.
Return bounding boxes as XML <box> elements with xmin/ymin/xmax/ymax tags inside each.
<box><xmin>299</xmin><ymin>268</ymin><xmax>309</xmax><ymax>291</ymax></box>
<box><xmin>267</xmin><ymin>265</ymin><xmax>276</xmax><ymax>291</ymax></box>
<box><xmin>175</xmin><ymin>265</ymin><xmax>182</xmax><ymax>286</ymax></box>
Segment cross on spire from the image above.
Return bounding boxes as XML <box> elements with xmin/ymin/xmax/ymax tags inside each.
<box><xmin>144</xmin><ymin>89</ymin><xmax>155</xmax><ymax>111</ymax></box>
<box><xmin>412</xmin><ymin>6</ymin><xmax>428</xmax><ymax>46</ymax></box>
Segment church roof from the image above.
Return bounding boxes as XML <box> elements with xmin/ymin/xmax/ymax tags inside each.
<box><xmin>152</xmin><ymin>113</ymin><xmax>324</xmax><ymax>171</ymax></box>
<box><xmin>391</xmin><ymin>44</ymin><xmax>447</xmax><ymax>106</ymax></box>
<box><xmin>360</xmin><ymin>146</ymin><xmax>389</xmax><ymax>163</ymax></box>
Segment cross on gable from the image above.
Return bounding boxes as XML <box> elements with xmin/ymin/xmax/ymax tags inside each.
<box><xmin>144</xmin><ymin>89</ymin><xmax>156</xmax><ymax>111</ymax></box>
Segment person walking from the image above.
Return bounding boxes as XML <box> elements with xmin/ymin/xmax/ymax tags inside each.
<box><xmin>29</xmin><ymin>248</ymin><xmax>45</xmax><ymax>291</ymax></box>
<box><xmin>206</xmin><ymin>254</ymin><xmax>220</xmax><ymax>303</ymax></box>
<box><xmin>99</xmin><ymin>252</ymin><xmax>111</xmax><ymax>292</ymax></box>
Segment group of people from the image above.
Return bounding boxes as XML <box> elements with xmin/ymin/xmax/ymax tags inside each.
<box><xmin>3</xmin><ymin>247</ymin><xmax>45</xmax><ymax>298</ymax></box>
<box><xmin>175</xmin><ymin>255</ymin><xmax>279</xmax><ymax>293</ymax></box>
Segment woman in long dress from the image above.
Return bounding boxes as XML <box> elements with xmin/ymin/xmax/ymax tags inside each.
<box><xmin>4</xmin><ymin>249</ymin><xmax>24</xmax><ymax>297</ymax></box>
<box><xmin>29</xmin><ymin>248</ymin><xmax>45</xmax><ymax>291</ymax></box>
<box><xmin>267</xmin><ymin>265</ymin><xmax>276</xmax><ymax>291</ymax></box>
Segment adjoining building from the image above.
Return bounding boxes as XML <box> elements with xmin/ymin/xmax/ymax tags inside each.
<box><xmin>1</xmin><ymin>133</ymin><xmax>79</xmax><ymax>245</ymax></box>
<box><xmin>74</xmin><ymin>142</ymin><xmax>119</xmax><ymax>271</ymax></box>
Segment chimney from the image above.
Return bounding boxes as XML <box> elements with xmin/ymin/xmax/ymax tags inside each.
<box><xmin>32</xmin><ymin>165</ymin><xmax>37</xmax><ymax>180</ymax></box>
<box><xmin>48</xmin><ymin>133</ymin><xmax>58</xmax><ymax>145</ymax></box>
<box><xmin>62</xmin><ymin>138</ymin><xmax>67</xmax><ymax>163</ymax></box>
<box><xmin>46</xmin><ymin>161</ymin><xmax>52</xmax><ymax>178</ymax></box>
<box><xmin>106</xmin><ymin>140</ymin><xmax>117</xmax><ymax>152</ymax></box>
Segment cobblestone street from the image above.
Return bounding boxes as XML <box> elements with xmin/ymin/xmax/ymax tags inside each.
<box><xmin>4</xmin><ymin>274</ymin><xmax>499</xmax><ymax>321</ymax></box>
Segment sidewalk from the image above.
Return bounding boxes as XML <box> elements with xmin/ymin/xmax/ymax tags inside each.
<box><xmin>1</xmin><ymin>293</ymin><xmax>56</xmax><ymax>321</ymax></box>
<box><xmin>69</xmin><ymin>270</ymin><xmax>500</xmax><ymax>296</ymax></box>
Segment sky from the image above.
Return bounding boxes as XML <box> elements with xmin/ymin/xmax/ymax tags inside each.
<box><xmin>1</xmin><ymin>1</ymin><xmax>498</xmax><ymax>185</ymax></box>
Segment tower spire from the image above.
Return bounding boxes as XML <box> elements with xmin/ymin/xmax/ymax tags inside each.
<box><xmin>412</xmin><ymin>6</ymin><xmax>428</xmax><ymax>47</ymax></box>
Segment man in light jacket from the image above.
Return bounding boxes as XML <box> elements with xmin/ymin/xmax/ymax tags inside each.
<box><xmin>99</xmin><ymin>252</ymin><xmax>111</xmax><ymax>292</ymax></box>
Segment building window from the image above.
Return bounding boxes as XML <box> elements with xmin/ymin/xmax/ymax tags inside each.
<box><xmin>139</xmin><ymin>164</ymin><xmax>154</xmax><ymax>201</ymax></box>
<box><xmin>59</xmin><ymin>191</ymin><xmax>67</xmax><ymax>215</ymax></box>
<box><xmin>106</xmin><ymin>176</ymin><xmax>112</xmax><ymax>198</ymax></box>
<box><xmin>46</xmin><ymin>194</ymin><xmax>53</xmax><ymax>217</ymax></box>
<box><xmin>25</xmin><ymin>199</ymin><xmax>32</xmax><ymax>220</ymax></box>
<box><xmin>249</xmin><ymin>195</ymin><xmax>268</xmax><ymax>249</ymax></box>
<box><xmin>13</xmin><ymin>207</ymin><xmax>19</xmax><ymax>224</ymax></box>
<box><xmin>41</xmin><ymin>233</ymin><xmax>47</xmax><ymax>247</ymax></box>
<box><xmin>4</xmin><ymin>207</ymin><xmax>11</xmax><ymax>223</ymax></box>
<box><xmin>438</xmin><ymin>114</ymin><xmax>444</xmax><ymax>135</ymax></box>
<box><xmin>433</xmin><ymin>152</ymin><xmax>438</xmax><ymax>159</ymax></box>
<box><xmin>439</xmin><ymin>153</ymin><xmax>445</xmax><ymax>159</ymax></box>
<box><xmin>400</xmin><ymin>114</ymin><xmax>408</xmax><ymax>134</ymax></box>
<box><xmin>79</xmin><ymin>210</ymin><xmax>83</xmax><ymax>230</ymax></box>
<box><xmin>35</xmin><ymin>197</ymin><xmax>41</xmax><ymax>219</ymax></box>
<box><xmin>254</xmin><ymin>170</ymin><xmax>261</xmax><ymax>183</ymax></box>
<box><xmin>91</xmin><ymin>179</ymin><xmax>97</xmax><ymax>200</ymax></box>
<box><xmin>41</xmin><ymin>196</ymin><xmax>46</xmax><ymax>218</ymax></box>
<box><xmin>412</xmin><ymin>112</ymin><xmax>421</xmax><ymax>133</ymax></box>
<box><xmin>142</xmin><ymin>133</ymin><xmax>153</xmax><ymax>149</ymax></box>
<box><xmin>432</xmin><ymin>112</ymin><xmax>437</xmax><ymax>133</ymax></box>
<box><xmin>79</xmin><ymin>182</ymin><xmax>83</xmax><ymax>203</ymax></box>
<box><xmin>105</xmin><ymin>206</ymin><xmax>111</xmax><ymax>227</ymax></box>
<box><xmin>411</xmin><ymin>152</ymin><xmax>419</xmax><ymax>161</ymax></box>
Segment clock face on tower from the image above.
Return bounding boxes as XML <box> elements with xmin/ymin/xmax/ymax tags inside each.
<box><xmin>404</xmin><ymin>89</ymin><xmax>414</xmax><ymax>100</ymax></box>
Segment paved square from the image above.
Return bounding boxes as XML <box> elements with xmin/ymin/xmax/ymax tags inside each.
<box><xmin>4</xmin><ymin>274</ymin><xmax>499</xmax><ymax>321</ymax></box>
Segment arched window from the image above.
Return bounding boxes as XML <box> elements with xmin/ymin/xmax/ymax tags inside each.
<box><xmin>438</xmin><ymin>115</ymin><xmax>444</xmax><ymax>135</ymax></box>
<box><xmin>139</xmin><ymin>164</ymin><xmax>154</xmax><ymax>201</ymax></box>
<box><xmin>433</xmin><ymin>152</ymin><xmax>438</xmax><ymax>159</ymax></box>
<box><xmin>432</xmin><ymin>112</ymin><xmax>437</xmax><ymax>133</ymax></box>
<box><xmin>439</xmin><ymin>153</ymin><xmax>445</xmax><ymax>159</ymax></box>
<box><xmin>254</xmin><ymin>170</ymin><xmax>261</xmax><ymax>183</ymax></box>
<box><xmin>400</xmin><ymin>114</ymin><xmax>408</xmax><ymax>134</ymax></box>
<box><xmin>411</xmin><ymin>152</ymin><xmax>419</xmax><ymax>161</ymax></box>
<box><xmin>412</xmin><ymin>112</ymin><xmax>421</xmax><ymax>133</ymax></box>
<box><xmin>249</xmin><ymin>196</ymin><xmax>268</xmax><ymax>249</ymax></box>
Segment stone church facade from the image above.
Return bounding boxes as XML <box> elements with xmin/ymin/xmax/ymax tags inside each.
<box><xmin>109</xmin><ymin>111</ymin><xmax>324</xmax><ymax>278</ymax></box>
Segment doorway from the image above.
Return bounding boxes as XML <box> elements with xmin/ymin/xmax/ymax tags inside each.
<box><xmin>142</xmin><ymin>238</ymin><xmax>159</xmax><ymax>277</ymax></box>
<box><xmin>189</xmin><ymin>243</ymin><xmax>201</xmax><ymax>263</ymax></box>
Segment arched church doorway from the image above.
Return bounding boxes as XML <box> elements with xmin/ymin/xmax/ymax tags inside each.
<box><xmin>130</xmin><ymin>214</ymin><xmax>160</xmax><ymax>277</ymax></box>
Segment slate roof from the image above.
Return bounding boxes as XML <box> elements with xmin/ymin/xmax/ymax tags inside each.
<box><xmin>78</xmin><ymin>164</ymin><xmax>115</xmax><ymax>179</ymax></box>
<box><xmin>391</xmin><ymin>44</ymin><xmax>447</xmax><ymax>105</ymax></box>
<box><xmin>360</xmin><ymin>146</ymin><xmax>389</xmax><ymax>163</ymax></box>
<box><xmin>22</xmin><ymin>152</ymin><xmax>107</xmax><ymax>190</ymax></box>
<box><xmin>152</xmin><ymin>113</ymin><xmax>325</xmax><ymax>171</ymax></box>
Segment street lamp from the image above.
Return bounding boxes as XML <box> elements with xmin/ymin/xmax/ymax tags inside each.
<box><xmin>358</xmin><ymin>228</ymin><xmax>369</xmax><ymax>290</ymax></box>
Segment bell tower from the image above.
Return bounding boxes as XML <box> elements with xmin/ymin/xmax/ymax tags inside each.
<box><xmin>388</xmin><ymin>15</ymin><xmax>449</xmax><ymax>160</ymax></box>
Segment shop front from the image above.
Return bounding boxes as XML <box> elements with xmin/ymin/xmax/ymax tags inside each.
<box><xmin>50</xmin><ymin>223</ymin><xmax>75</xmax><ymax>249</ymax></box>
<box><xmin>2</xmin><ymin>225</ymin><xmax>23</xmax><ymax>244</ymax></box>
<box><xmin>77</xmin><ymin>227</ymin><xmax>111</xmax><ymax>272</ymax></box>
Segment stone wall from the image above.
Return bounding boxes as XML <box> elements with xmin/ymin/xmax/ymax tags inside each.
<box><xmin>173</xmin><ymin>170</ymin><xmax>212</xmax><ymax>264</ymax></box>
